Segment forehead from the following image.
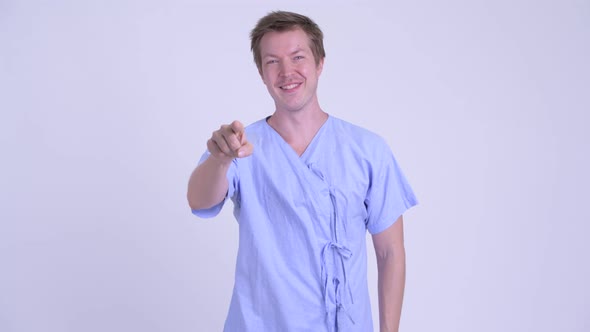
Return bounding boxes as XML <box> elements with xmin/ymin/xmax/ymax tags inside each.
<box><xmin>259</xmin><ymin>28</ymin><xmax>312</xmax><ymax>56</ymax></box>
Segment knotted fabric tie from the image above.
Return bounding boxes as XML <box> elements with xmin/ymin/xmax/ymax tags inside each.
<box><xmin>308</xmin><ymin>163</ymin><xmax>355</xmax><ymax>330</ymax></box>
<box><xmin>321</xmin><ymin>241</ymin><xmax>355</xmax><ymax>330</ymax></box>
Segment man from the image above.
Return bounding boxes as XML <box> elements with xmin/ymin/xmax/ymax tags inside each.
<box><xmin>187</xmin><ymin>11</ymin><xmax>417</xmax><ymax>332</ymax></box>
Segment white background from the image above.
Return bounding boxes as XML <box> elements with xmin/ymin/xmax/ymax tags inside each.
<box><xmin>1</xmin><ymin>0</ymin><xmax>589</xmax><ymax>331</ymax></box>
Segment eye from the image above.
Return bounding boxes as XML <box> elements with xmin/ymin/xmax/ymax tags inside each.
<box><xmin>294</xmin><ymin>55</ymin><xmax>304</xmax><ymax>61</ymax></box>
<box><xmin>266</xmin><ymin>59</ymin><xmax>278</xmax><ymax>65</ymax></box>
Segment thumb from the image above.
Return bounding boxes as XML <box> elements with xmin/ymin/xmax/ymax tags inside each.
<box><xmin>237</xmin><ymin>141</ymin><xmax>254</xmax><ymax>158</ymax></box>
<box><xmin>239</xmin><ymin>130</ymin><xmax>247</xmax><ymax>145</ymax></box>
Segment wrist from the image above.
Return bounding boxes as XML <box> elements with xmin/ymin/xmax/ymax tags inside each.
<box><xmin>208</xmin><ymin>153</ymin><xmax>234</xmax><ymax>168</ymax></box>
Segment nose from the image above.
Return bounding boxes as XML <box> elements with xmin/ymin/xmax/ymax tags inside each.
<box><xmin>278</xmin><ymin>60</ymin><xmax>294</xmax><ymax>77</ymax></box>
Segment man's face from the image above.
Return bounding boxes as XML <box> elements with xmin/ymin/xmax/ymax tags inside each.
<box><xmin>259</xmin><ymin>28</ymin><xmax>324</xmax><ymax>113</ymax></box>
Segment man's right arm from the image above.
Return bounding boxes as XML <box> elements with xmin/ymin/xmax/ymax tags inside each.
<box><xmin>187</xmin><ymin>120</ymin><xmax>253</xmax><ymax>210</ymax></box>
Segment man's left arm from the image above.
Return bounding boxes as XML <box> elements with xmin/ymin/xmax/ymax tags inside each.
<box><xmin>372</xmin><ymin>215</ymin><xmax>406</xmax><ymax>332</ymax></box>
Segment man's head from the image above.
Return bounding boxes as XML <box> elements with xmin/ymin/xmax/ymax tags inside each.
<box><xmin>250</xmin><ymin>11</ymin><xmax>325</xmax><ymax>75</ymax></box>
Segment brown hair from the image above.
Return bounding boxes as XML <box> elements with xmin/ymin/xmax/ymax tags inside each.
<box><xmin>250</xmin><ymin>11</ymin><xmax>326</xmax><ymax>74</ymax></box>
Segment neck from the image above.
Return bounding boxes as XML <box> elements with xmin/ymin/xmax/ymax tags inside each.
<box><xmin>267</xmin><ymin>106</ymin><xmax>328</xmax><ymax>156</ymax></box>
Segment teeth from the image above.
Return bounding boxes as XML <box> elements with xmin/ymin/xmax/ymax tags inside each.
<box><xmin>281</xmin><ymin>83</ymin><xmax>299</xmax><ymax>90</ymax></box>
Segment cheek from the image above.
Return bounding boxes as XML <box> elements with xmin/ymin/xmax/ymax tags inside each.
<box><xmin>299</xmin><ymin>64</ymin><xmax>316</xmax><ymax>78</ymax></box>
<box><xmin>261</xmin><ymin>74</ymin><xmax>272</xmax><ymax>86</ymax></box>
<box><xmin>262</xmin><ymin>69</ymin><xmax>277</xmax><ymax>85</ymax></box>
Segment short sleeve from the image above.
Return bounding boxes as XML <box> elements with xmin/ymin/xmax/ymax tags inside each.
<box><xmin>365</xmin><ymin>140</ymin><xmax>418</xmax><ymax>234</ymax></box>
<box><xmin>191</xmin><ymin>150</ymin><xmax>238</xmax><ymax>218</ymax></box>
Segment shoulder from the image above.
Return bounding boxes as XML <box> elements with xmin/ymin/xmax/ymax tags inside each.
<box><xmin>329</xmin><ymin>116</ymin><xmax>391</xmax><ymax>154</ymax></box>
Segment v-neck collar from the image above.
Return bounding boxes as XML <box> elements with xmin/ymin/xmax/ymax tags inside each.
<box><xmin>264</xmin><ymin>114</ymin><xmax>332</xmax><ymax>163</ymax></box>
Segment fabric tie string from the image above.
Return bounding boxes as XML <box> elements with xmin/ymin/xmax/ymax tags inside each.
<box><xmin>321</xmin><ymin>241</ymin><xmax>355</xmax><ymax>331</ymax></box>
<box><xmin>309</xmin><ymin>163</ymin><xmax>355</xmax><ymax>330</ymax></box>
<box><xmin>335</xmin><ymin>278</ymin><xmax>356</xmax><ymax>326</ymax></box>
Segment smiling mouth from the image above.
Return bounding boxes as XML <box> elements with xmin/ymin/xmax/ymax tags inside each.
<box><xmin>280</xmin><ymin>83</ymin><xmax>301</xmax><ymax>91</ymax></box>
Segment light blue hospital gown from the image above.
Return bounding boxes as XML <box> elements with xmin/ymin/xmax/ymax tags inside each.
<box><xmin>193</xmin><ymin>115</ymin><xmax>417</xmax><ymax>332</ymax></box>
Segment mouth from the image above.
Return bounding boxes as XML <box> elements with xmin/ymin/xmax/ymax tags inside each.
<box><xmin>279</xmin><ymin>82</ymin><xmax>302</xmax><ymax>91</ymax></box>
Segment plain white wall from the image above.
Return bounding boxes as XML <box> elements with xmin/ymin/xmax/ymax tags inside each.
<box><xmin>1</xmin><ymin>0</ymin><xmax>588</xmax><ymax>331</ymax></box>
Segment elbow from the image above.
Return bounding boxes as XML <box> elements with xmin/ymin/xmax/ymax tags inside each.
<box><xmin>187</xmin><ymin>191</ymin><xmax>205</xmax><ymax>211</ymax></box>
<box><xmin>187</xmin><ymin>191</ymin><xmax>221</xmax><ymax>211</ymax></box>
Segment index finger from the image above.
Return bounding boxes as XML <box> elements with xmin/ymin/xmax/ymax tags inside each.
<box><xmin>230</xmin><ymin>120</ymin><xmax>244</xmax><ymax>135</ymax></box>
<box><xmin>230</xmin><ymin>120</ymin><xmax>245</xmax><ymax>142</ymax></box>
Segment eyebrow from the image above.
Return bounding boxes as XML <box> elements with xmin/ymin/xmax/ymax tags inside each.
<box><xmin>263</xmin><ymin>48</ymin><xmax>306</xmax><ymax>59</ymax></box>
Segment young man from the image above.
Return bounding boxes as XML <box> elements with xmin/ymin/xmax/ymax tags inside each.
<box><xmin>187</xmin><ymin>11</ymin><xmax>417</xmax><ymax>332</ymax></box>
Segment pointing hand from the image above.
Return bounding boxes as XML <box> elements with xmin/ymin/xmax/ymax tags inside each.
<box><xmin>207</xmin><ymin>120</ymin><xmax>254</xmax><ymax>163</ymax></box>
